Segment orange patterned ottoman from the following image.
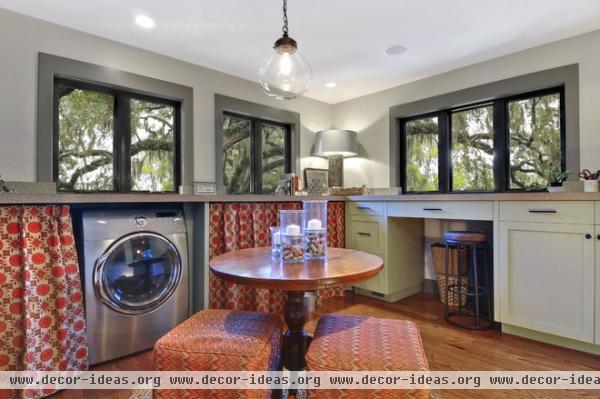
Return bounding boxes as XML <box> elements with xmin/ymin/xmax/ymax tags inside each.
<box><xmin>306</xmin><ymin>314</ymin><xmax>429</xmax><ymax>399</ymax></box>
<box><xmin>153</xmin><ymin>309</ymin><xmax>282</xmax><ymax>399</ymax></box>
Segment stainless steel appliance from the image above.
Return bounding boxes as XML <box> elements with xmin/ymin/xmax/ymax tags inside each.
<box><xmin>82</xmin><ymin>209</ymin><xmax>189</xmax><ymax>365</ymax></box>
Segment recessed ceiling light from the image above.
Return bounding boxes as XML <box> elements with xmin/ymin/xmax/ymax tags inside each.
<box><xmin>385</xmin><ymin>44</ymin><xmax>409</xmax><ymax>56</ymax></box>
<box><xmin>135</xmin><ymin>15</ymin><xmax>155</xmax><ymax>29</ymax></box>
<box><xmin>325</xmin><ymin>82</ymin><xmax>337</xmax><ymax>88</ymax></box>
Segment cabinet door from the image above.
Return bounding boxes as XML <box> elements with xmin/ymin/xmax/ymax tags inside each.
<box><xmin>353</xmin><ymin>260</ymin><xmax>384</xmax><ymax>293</ymax></box>
<box><xmin>499</xmin><ymin>222</ymin><xmax>595</xmax><ymax>343</ymax></box>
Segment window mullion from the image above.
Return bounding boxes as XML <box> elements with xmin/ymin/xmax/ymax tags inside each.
<box><xmin>114</xmin><ymin>93</ymin><xmax>131</xmax><ymax>193</ymax></box>
<box><xmin>493</xmin><ymin>101</ymin><xmax>507</xmax><ymax>192</ymax></box>
<box><xmin>253</xmin><ymin>120</ymin><xmax>263</xmax><ymax>194</ymax></box>
<box><xmin>438</xmin><ymin>112</ymin><xmax>450</xmax><ymax>193</ymax></box>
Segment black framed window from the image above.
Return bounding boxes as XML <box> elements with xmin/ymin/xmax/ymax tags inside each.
<box><xmin>401</xmin><ymin>115</ymin><xmax>440</xmax><ymax>193</ymax></box>
<box><xmin>54</xmin><ymin>78</ymin><xmax>181</xmax><ymax>193</ymax></box>
<box><xmin>222</xmin><ymin>112</ymin><xmax>291</xmax><ymax>194</ymax></box>
<box><xmin>450</xmin><ymin>104</ymin><xmax>495</xmax><ymax>191</ymax></box>
<box><xmin>400</xmin><ymin>87</ymin><xmax>565</xmax><ymax>193</ymax></box>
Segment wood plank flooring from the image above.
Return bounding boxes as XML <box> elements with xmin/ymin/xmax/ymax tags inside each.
<box><xmin>52</xmin><ymin>292</ymin><xmax>600</xmax><ymax>399</ymax></box>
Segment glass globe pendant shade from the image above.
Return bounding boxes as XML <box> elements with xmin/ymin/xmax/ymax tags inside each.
<box><xmin>259</xmin><ymin>37</ymin><xmax>313</xmax><ymax>100</ymax></box>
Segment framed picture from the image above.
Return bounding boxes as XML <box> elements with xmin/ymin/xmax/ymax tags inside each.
<box><xmin>304</xmin><ymin>168</ymin><xmax>329</xmax><ymax>195</ymax></box>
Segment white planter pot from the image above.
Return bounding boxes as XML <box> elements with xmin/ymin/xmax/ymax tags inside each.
<box><xmin>548</xmin><ymin>185</ymin><xmax>565</xmax><ymax>193</ymax></box>
<box><xmin>583</xmin><ymin>180</ymin><xmax>599</xmax><ymax>192</ymax></box>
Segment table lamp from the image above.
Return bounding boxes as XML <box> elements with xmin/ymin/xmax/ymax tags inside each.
<box><xmin>313</xmin><ymin>130</ymin><xmax>358</xmax><ymax>187</ymax></box>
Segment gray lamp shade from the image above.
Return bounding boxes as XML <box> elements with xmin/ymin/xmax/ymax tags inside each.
<box><xmin>313</xmin><ymin>130</ymin><xmax>358</xmax><ymax>157</ymax></box>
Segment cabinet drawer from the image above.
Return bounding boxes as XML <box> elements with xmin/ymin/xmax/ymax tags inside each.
<box><xmin>348</xmin><ymin>201</ymin><xmax>384</xmax><ymax>217</ymax></box>
<box><xmin>387</xmin><ymin>201</ymin><xmax>493</xmax><ymax>221</ymax></box>
<box><xmin>499</xmin><ymin>201</ymin><xmax>594</xmax><ymax>224</ymax></box>
<box><xmin>349</xmin><ymin>220</ymin><xmax>381</xmax><ymax>253</ymax></box>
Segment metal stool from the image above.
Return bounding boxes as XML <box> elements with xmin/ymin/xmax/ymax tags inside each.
<box><xmin>443</xmin><ymin>230</ymin><xmax>492</xmax><ymax>330</ymax></box>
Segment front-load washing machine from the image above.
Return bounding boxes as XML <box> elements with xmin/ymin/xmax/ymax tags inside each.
<box><xmin>82</xmin><ymin>208</ymin><xmax>189</xmax><ymax>365</ymax></box>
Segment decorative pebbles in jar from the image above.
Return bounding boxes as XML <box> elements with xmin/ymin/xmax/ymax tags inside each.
<box><xmin>303</xmin><ymin>200</ymin><xmax>328</xmax><ymax>260</ymax></box>
<box><xmin>279</xmin><ymin>210</ymin><xmax>306</xmax><ymax>264</ymax></box>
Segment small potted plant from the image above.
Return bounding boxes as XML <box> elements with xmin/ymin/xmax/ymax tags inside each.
<box><xmin>578</xmin><ymin>169</ymin><xmax>600</xmax><ymax>192</ymax></box>
<box><xmin>548</xmin><ymin>169</ymin><xmax>570</xmax><ymax>192</ymax></box>
<box><xmin>0</xmin><ymin>175</ymin><xmax>14</xmax><ymax>193</ymax></box>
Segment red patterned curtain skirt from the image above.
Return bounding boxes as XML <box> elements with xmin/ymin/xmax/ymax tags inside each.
<box><xmin>0</xmin><ymin>205</ymin><xmax>88</xmax><ymax>399</ymax></box>
<box><xmin>208</xmin><ymin>202</ymin><xmax>346</xmax><ymax>313</ymax></box>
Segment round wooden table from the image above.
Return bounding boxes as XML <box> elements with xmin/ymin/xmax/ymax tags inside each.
<box><xmin>209</xmin><ymin>247</ymin><xmax>383</xmax><ymax>370</ymax></box>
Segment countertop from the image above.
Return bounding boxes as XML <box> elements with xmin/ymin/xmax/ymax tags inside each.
<box><xmin>0</xmin><ymin>193</ymin><xmax>345</xmax><ymax>204</ymax></box>
<box><xmin>2</xmin><ymin>191</ymin><xmax>600</xmax><ymax>204</ymax></box>
<box><xmin>347</xmin><ymin>192</ymin><xmax>600</xmax><ymax>201</ymax></box>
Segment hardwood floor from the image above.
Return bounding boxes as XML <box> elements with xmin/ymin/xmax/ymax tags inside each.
<box><xmin>52</xmin><ymin>292</ymin><xmax>600</xmax><ymax>399</ymax></box>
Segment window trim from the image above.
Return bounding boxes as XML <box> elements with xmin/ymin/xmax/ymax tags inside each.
<box><xmin>399</xmin><ymin>87</ymin><xmax>565</xmax><ymax>194</ymax></box>
<box><xmin>390</xmin><ymin>64</ymin><xmax>579</xmax><ymax>193</ymax></box>
<box><xmin>53</xmin><ymin>78</ymin><xmax>181</xmax><ymax>193</ymax></box>
<box><xmin>38</xmin><ymin>53</ymin><xmax>194</xmax><ymax>191</ymax></box>
<box><xmin>215</xmin><ymin>94</ymin><xmax>300</xmax><ymax>194</ymax></box>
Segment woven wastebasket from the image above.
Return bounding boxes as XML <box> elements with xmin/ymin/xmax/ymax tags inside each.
<box><xmin>431</xmin><ymin>243</ymin><xmax>469</xmax><ymax>307</ymax></box>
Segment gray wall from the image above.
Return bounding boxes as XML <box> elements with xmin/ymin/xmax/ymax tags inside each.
<box><xmin>333</xmin><ymin>28</ymin><xmax>600</xmax><ymax>188</ymax></box>
<box><xmin>0</xmin><ymin>8</ymin><xmax>333</xmax><ymax>183</ymax></box>
<box><xmin>3</xmin><ymin>6</ymin><xmax>600</xmax><ymax>190</ymax></box>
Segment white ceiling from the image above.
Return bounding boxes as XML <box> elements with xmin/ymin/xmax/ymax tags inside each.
<box><xmin>2</xmin><ymin>0</ymin><xmax>600</xmax><ymax>104</ymax></box>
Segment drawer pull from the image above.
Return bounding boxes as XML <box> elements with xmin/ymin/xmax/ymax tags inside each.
<box><xmin>423</xmin><ymin>208</ymin><xmax>442</xmax><ymax>211</ymax></box>
<box><xmin>527</xmin><ymin>209</ymin><xmax>557</xmax><ymax>214</ymax></box>
<box><xmin>357</xmin><ymin>232</ymin><xmax>372</xmax><ymax>237</ymax></box>
<box><xmin>356</xmin><ymin>206</ymin><xmax>372</xmax><ymax>210</ymax></box>
<box><xmin>585</xmin><ymin>233</ymin><xmax>592</xmax><ymax>240</ymax></box>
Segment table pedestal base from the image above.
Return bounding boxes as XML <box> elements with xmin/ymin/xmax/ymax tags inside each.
<box><xmin>283</xmin><ymin>291</ymin><xmax>311</xmax><ymax>371</ymax></box>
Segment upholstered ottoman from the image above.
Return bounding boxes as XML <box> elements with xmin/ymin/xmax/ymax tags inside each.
<box><xmin>306</xmin><ymin>314</ymin><xmax>429</xmax><ymax>399</ymax></box>
<box><xmin>153</xmin><ymin>309</ymin><xmax>282</xmax><ymax>399</ymax></box>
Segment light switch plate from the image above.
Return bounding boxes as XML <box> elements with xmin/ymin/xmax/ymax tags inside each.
<box><xmin>193</xmin><ymin>182</ymin><xmax>217</xmax><ymax>195</ymax></box>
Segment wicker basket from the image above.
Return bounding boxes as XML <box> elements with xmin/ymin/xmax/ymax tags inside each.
<box><xmin>431</xmin><ymin>244</ymin><xmax>469</xmax><ymax>307</ymax></box>
<box><xmin>328</xmin><ymin>186</ymin><xmax>366</xmax><ymax>196</ymax></box>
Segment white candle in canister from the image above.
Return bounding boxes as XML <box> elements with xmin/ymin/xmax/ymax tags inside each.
<box><xmin>307</xmin><ymin>218</ymin><xmax>322</xmax><ymax>230</ymax></box>
<box><xmin>273</xmin><ymin>231</ymin><xmax>281</xmax><ymax>245</ymax></box>
<box><xmin>286</xmin><ymin>224</ymin><xmax>301</xmax><ymax>235</ymax></box>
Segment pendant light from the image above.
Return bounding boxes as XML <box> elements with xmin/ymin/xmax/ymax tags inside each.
<box><xmin>258</xmin><ymin>0</ymin><xmax>312</xmax><ymax>100</ymax></box>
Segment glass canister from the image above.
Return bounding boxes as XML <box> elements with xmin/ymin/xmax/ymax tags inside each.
<box><xmin>270</xmin><ymin>226</ymin><xmax>281</xmax><ymax>256</ymax></box>
<box><xmin>279</xmin><ymin>210</ymin><xmax>306</xmax><ymax>263</ymax></box>
<box><xmin>303</xmin><ymin>200</ymin><xmax>328</xmax><ymax>259</ymax></box>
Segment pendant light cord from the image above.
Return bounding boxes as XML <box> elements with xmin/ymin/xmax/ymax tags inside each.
<box><xmin>282</xmin><ymin>0</ymin><xmax>289</xmax><ymax>37</ymax></box>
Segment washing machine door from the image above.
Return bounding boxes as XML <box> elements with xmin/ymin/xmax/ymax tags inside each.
<box><xmin>94</xmin><ymin>232</ymin><xmax>182</xmax><ymax>315</ymax></box>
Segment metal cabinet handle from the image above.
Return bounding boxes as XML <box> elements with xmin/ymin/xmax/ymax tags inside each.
<box><xmin>356</xmin><ymin>206</ymin><xmax>371</xmax><ymax>210</ymax></box>
<box><xmin>585</xmin><ymin>233</ymin><xmax>592</xmax><ymax>240</ymax></box>
<box><xmin>527</xmin><ymin>209</ymin><xmax>557</xmax><ymax>213</ymax></box>
<box><xmin>423</xmin><ymin>208</ymin><xmax>442</xmax><ymax>211</ymax></box>
<box><xmin>357</xmin><ymin>232</ymin><xmax>372</xmax><ymax>237</ymax></box>
<box><xmin>597</xmin><ymin>234</ymin><xmax>600</xmax><ymax>240</ymax></box>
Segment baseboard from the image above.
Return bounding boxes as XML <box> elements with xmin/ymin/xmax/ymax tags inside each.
<box><xmin>502</xmin><ymin>324</ymin><xmax>600</xmax><ymax>356</ymax></box>
<box><xmin>353</xmin><ymin>283</ymin><xmax>422</xmax><ymax>303</ymax></box>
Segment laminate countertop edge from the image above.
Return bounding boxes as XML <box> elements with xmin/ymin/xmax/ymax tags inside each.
<box><xmin>0</xmin><ymin>192</ymin><xmax>600</xmax><ymax>204</ymax></box>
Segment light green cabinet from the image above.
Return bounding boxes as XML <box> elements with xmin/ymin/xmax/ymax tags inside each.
<box><xmin>498</xmin><ymin>221</ymin><xmax>595</xmax><ymax>343</ymax></box>
<box><xmin>346</xmin><ymin>202</ymin><xmax>423</xmax><ymax>302</ymax></box>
